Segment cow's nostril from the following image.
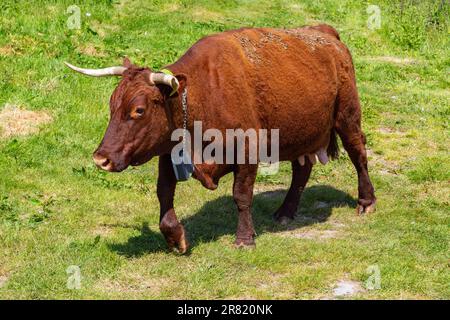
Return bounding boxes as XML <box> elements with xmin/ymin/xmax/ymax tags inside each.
<box><xmin>93</xmin><ymin>154</ymin><xmax>112</xmax><ymax>170</ymax></box>
<box><xmin>101</xmin><ymin>158</ymin><xmax>110</xmax><ymax>167</ymax></box>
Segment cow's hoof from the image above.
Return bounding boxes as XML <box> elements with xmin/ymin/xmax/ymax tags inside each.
<box><xmin>356</xmin><ymin>200</ymin><xmax>376</xmax><ymax>215</ymax></box>
<box><xmin>174</xmin><ymin>230</ymin><xmax>189</xmax><ymax>254</ymax></box>
<box><xmin>172</xmin><ymin>237</ymin><xmax>189</xmax><ymax>254</ymax></box>
<box><xmin>162</xmin><ymin>224</ymin><xmax>189</xmax><ymax>254</ymax></box>
<box><xmin>234</xmin><ymin>238</ymin><xmax>256</xmax><ymax>249</ymax></box>
<box><xmin>169</xmin><ymin>240</ymin><xmax>189</xmax><ymax>255</ymax></box>
<box><xmin>274</xmin><ymin>215</ymin><xmax>294</xmax><ymax>226</ymax></box>
<box><xmin>273</xmin><ymin>208</ymin><xmax>296</xmax><ymax>225</ymax></box>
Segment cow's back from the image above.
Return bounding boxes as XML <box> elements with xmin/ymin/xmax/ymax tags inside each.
<box><xmin>169</xmin><ymin>26</ymin><xmax>354</xmax><ymax>160</ymax></box>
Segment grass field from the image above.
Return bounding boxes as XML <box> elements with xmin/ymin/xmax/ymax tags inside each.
<box><xmin>0</xmin><ymin>0</ymin><xmax>449</xmax><ymax>299</ymax></box>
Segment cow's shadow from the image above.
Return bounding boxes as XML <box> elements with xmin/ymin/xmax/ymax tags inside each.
<box><xmin>108</xmin><ymin>185</ymin><xmax>356</xmax><ymax>257</ymax></box>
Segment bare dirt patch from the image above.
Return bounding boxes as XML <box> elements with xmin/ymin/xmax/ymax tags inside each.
<box><xmin>0</xmin><ymin>104</ymin><xmax>52</xmax><ymax>139</ymax></box>
<box><xmin>320</xmin><ymin>279</ymin><xmax>365</xmax><ymax>299</ymax></box>
<box><xmin>332</xmin><ymin>280</ymin><xmax>365</xmax><ymax>297</ymax></box>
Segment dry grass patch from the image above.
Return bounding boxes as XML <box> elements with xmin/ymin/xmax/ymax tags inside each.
<box><xmin>254</xmin><ymin>272</ymin><xmax>295</xmax><ymax>299</ymax></box>
<box><xmin>0</xmin><ymin>274</ymin><xmax>9</xmax><ymax>288</ymax></box>
<box><xmin>280</xmin><ymin>228</ymin><xmax>342</xmax><ymax>240</ymax></box>
<box><xmin>95</xmin><ymin>274</ymin><xmax>172</xmax><ymax>295</ymax></box>
<box><xmin>377</xmin><ymin>127</ymin><xmax>407</xmax><ymax>136</ymax></box>
<box><xmin>0</xmin><ymin>104</ymin><xmax>52</xmax><ymax>139</ymax></box>
<box><xmin>289</xmin><ymin>3</ymin><xmax>305</xmax><ymax>12</ymax></box>
<box><xmin>362</xmin><ymin>56</ymin><xmax>419</xmax><ymax>65</ymax></box>
<box><xmin>0</xmin><ymin>45</ymin><xmax>16</xmax><ymax>57</ymax></box>
<box><xmin>91</xmin><ymin>225</ymin><xmax>114</xmax><ymax>237</ymax></box>
<box><xmin>366</xmin><ymin>149</ymin><xmax>401</xmax><ymax>176</ymax></box>
<box><xmin>191</xmin><ymin>7</ymin><xmax>223</xmax><ymax>22</ymax></box>
<box><xmin>32</xmin><ymin>78</ymin><xmax>59</xmax><ymax>93</ymax></box>
<box><xmin>162</xmin><ymin>3</ymin><xmax>181</xmax><ymax>13</ymax></box>
<box><xmin>77</xmin><ymin>44</ymin><xmax>106</xmax><ymax>57</ymax></box>
<box><xmin>89</xmin><ymin>21</ymin><xmax>120</xmax><ymax>38</ymax></box>
<box><xmin>277</xmin><ymin>214</ymin><xmax>346</xmax><ymax>240</ymax></box>
<box><xmin>229</xmin><ymin>294</ymin><xmax>258</xmax><ymax>300</ymax></box>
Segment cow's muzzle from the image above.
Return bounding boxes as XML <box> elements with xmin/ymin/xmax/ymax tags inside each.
<box><xmin>93</xmin><ymin>153</ymin><xmax>114</xmax><ymax>171</ymax></box>
<box><xmin>93</xmin><ymin>149</ymin><xmax>131</xmax><ymax>172</ymax></box>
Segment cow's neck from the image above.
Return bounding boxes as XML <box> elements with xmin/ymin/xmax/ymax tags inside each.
<box><xmin>161</xmin><ymin>66</ymin><xmax>230</xmax><ymax>190</ymax></box>
<box><xmin>163</xmin><ymin>59</ymin><xmax>209</xmax><ymax>131</ymax></box>
<box><xmin>164</xmin><ymin>90</ymin><xmax>204</xmax><ymax>133</ymax></box>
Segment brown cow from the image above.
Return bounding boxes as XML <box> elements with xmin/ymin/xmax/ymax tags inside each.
<box><xmin>66</xmin><ymin>24</ymin><xmax>376</xmax><ymax>253</ymax></box>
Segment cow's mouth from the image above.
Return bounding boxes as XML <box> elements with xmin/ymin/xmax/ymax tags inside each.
<box><xmin>130</xmin><ymin>159</ymin><xmax>151</xmax><ymax>167</ymax></box>
<box><xmin>130</xmin><ymin>153</ymin><xmax>154</xmax><ymax>167</ymax></box>
<box><xmin>101</xmin><ymin>161</ymin><xmax>129</xmax><ymax>173</ymax></box>
<box><xmin>94</xmin><ymin>150</ymin><xmax>153</xmax><ymax>172</ymax></box>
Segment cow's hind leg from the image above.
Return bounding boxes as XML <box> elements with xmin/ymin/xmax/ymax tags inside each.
<box><xmin>233</xmin><ymin>164</ymin><xmax>258</xmax><ymax>248</ymax></box>
<box><xmin>335</xmin><ymin>92</ymin><xmax>376</xmax><ymax>214</ymax></box>
<box><xmin>273</xmin><ymin>159</ymin><xmax>313</xmax><ymax>224</ymax></box>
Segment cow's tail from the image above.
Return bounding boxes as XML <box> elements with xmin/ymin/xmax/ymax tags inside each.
<box><xmin>327</xmin><ymin>129</ymin><xmax>339</xmax><ymax>160</ymax></box>
<box><xmin>308</xmin><ymin>23</ymin><xmax>341</xmax><ymax>160</ymax></box>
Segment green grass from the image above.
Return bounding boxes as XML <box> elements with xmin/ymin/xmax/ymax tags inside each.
<box><xmin>0</xmin><ymin>0</ymin><xmax>449</xmax><ymax>299</ymax></box>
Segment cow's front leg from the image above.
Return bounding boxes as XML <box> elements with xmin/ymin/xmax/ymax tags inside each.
<box><xmin>233</xmin><ymin>164</ymin><xmax>258</xmax><ymax>248</ymax></box>
<box><xmin>157</xmin><ymin>154</ymin><xmax>189</xmax><ymax>254</ymax></box>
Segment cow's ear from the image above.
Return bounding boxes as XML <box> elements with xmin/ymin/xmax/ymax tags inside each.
<box><xmin>175</xmin><ymin>73</ymin><xmax>187</xmax><ymax>94</ymax></box>
<box><xmin>123</xmin><ymin>57</ymin><xmax>133</xmax><ymax>68</ymax></box>
<box><xmin>159</xmin><ymin>73</ymin><xmax>187</xmax><ymax>99</ymax></box>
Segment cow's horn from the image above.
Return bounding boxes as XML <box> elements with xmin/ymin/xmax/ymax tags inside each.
<box><xmin>149</xmin><ymin>73</ymin><xmax>179</xmax><ymax>94</ymax></box>
<box><xmin>64</xmin><ymin>62</ymin><xmax>126</xmax><ymax>77</ymax></box>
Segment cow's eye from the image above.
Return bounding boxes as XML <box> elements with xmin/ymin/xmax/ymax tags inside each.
<box><xmin>131</xmin><ymin>106</ymin><xmax>145</xmax><ymax>119</ymax></box>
